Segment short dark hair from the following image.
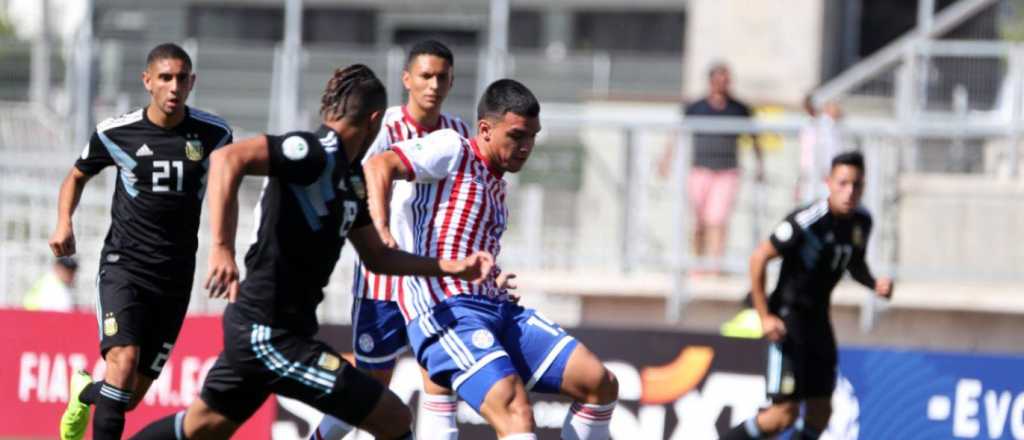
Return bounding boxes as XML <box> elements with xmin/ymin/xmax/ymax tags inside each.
<box><xmin>320</xmin><ymin>64</ymin><xmax>387</xmax><ymax>121</ymax></box>
<box><xmin>476</xmin><ymin>79</ymin><xmax>540</xmax><ymax>121</ymax></box>
<box><xmin>146</xmin><ymin>43</ymin><xmax>193</xmax><ymax>71</ymax></box>
<box><xmin>831</xmin><ymin>151</ymin><xmax>865</xmax><ymax>173</ymax></box>
<box><xmin>406</xmin><ymin>40</ymin><xmax>454</xmax><ymax>69</ymax></box>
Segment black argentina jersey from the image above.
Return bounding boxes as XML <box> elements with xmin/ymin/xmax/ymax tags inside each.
<box><xmin>76</xmin><ymin>107</ymin><xmax>232</xmax><ymax>288</ymax></box>
<box><xmin>236</xmin><ymin>125</ymin><xmax>371</xmax><ymax>335</ymax></box>
<box><xmin>767</xmin><ymin>200</ymin><xmax>873</xmax><ymax>315</ymax></box>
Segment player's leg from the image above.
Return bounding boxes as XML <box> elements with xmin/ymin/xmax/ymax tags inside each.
<box><xmin>798</xmin><ymin>397</ymin><xmax>832</xmax><ymax>440</ymax></box>
<box><xmin>723</xmin><ymin>334</ymin><xmax>804</xmax><ymax>439</ymax></box>
<box><xmin>129</xmin><ymin>352</ymin><xmax>258</xmax><ymax>440</ymax></box>
<box><xmin>557</xmin><ymin>345</ymin><xmax>619</xmax><ymax>440</ymax></box>
<box><xmin>794</xmin><ymin>327</ymin><xmax>838</xmax><ymax>440</ymax></box>
<box><xmin>81</xmin><ymin>269</ymin><xmax>150</xmax><ymax>440</ymax></box>
<box><xmin>505</xmin><ymin>306</ymin><xmax>617</xmax><ymax>440</ymax></box>
<box><xmin>407</xmin><ymin>299</ymin><xmax>532</xmax><ymax>438</ymax></box>
<box><xmin>128</xmin><ymin>293</ymin><xmax>190</xmax><ymax>410</ymax></box>
<box><xmin>418</xmin><ymin>367</ymin><xmax>459</xmax><ymax>440</ymax></box>
<box><xmin>311</xmin><ymin>298</ymin><xmax>410</xmax><ymax>440</ymax></box>
<box><xmin>478</xmin><ymin>374</ymin><xmax>535</xmax><ymax>438</ymax></box>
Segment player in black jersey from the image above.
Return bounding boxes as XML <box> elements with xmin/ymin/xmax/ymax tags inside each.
<box><xmin>721</xmin><ymin>152</ymin><xmax>893</xmax><ymax>440</ymax></box>
<box><xmin>51</xmin><ymin>43</ymin><xmax>232</xmax><ymax>440</ymax></box>
<box><xmin>129</xmin><ymin>65</ymin><xmax>492</xmax><ymax>440</ymax></box>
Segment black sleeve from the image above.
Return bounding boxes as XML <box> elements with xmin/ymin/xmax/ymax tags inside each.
<box><xmin>74</xmin><ymin>132</ymin><xmax>113</xmax><ymax>175</ymax></box>
<box><xmin>847</xmin><ymin>215</ymin><xmax>875</xmax><ymax>286</ymax></box>
<box><xmin>349</xmin><ymin>167</ymin><xmax>372</xmax><ymax>229</ymax></box>
<box><xmin>266</xmin><ymin>131</ymin><xmax>326</xmax><ymax>186</ymax></box>
<box><xmin>768</xmin><ymin>214</ymin><xmax>803</xmax><ymax>256</ymax></box>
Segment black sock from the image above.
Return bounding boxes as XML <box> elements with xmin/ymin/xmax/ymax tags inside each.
<box><xmin>720</xmin><ymin>417</ymin><xmax>760</xmax><ymax>440</ymax></box>
<box><xmin>92</xmin><ymin>382</ymin><xmax>133</xmax><ymax>440</ymax></box>
<box><xmin>395</xmin><ymin>431</ymin><xmax>414</xmax><ymax>440</ymax></box>
<box><xmin>128</xmin><ymin>410</ymin><xmax>187</xmax><ymax>440</ymax></box>
<box><xmin>78</xmin><ymin>381</ymin><xmax>100</xmax><ymax>405</ymax></box>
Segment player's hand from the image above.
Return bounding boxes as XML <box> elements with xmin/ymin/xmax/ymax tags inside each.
<box><xmin>376</xmin><ymin>226</ymin><xmax>397</xmax><ymax>249</ymax></box>
<box><xmin>49</xmin><ymin>224</ymin><xmax>76</xmax><ymax>257</ymax></box>
<box><xmin>205</xmin><ymin>246</ymin><xmax>240</xmax><ymax>302</ymax></box>
<box><xmin>497</xmin><ymin>272</ymin><xmax>521</xmax><ymax>302</ymax></box>
<box><xmin>443</xmin><ymin>251</ymin><xmax>494</xmax><ymax>284</ymax></box>
<box><xmin>761</xmin><ymin>314</ymin><xmax>787</xmax><ymax>342</ymax></box>
<box><xmin>496</xmin><ymin>272</ymin><xmax>518</xmax><ymax>290</ymax></box>
<box><xmin>875</xmin><ymin>277</ymin><xmax>893</xmax><ymax>299</ymax></box>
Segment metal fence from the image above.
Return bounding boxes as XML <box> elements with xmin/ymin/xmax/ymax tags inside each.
<box><xmin>3</xmin><ymin>99</ymin><xmax>1023</xmax><ymax>323</ymax></box>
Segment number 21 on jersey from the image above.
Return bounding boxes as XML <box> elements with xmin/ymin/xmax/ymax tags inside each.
<box><xmin>152</xmin><ymin>160</ymin><xmax>183</xmax><ymax>192</ymax></box>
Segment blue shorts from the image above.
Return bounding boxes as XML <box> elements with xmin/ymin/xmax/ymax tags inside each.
<box><xmin>407</xmin><ymin>295</ymin><xmax>578</xmax><ymax>412</ymax></box>
<box><xmin>352</xmin><ymin>298</ymin><xmax>409</xmax><ymax>370</ymax></box>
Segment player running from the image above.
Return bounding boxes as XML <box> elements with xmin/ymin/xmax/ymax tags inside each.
<box><xmin>313</xmin><ymin>39</ymin><xmax>470</xmax><ymax>440</ymax></box>
<box><xmin>52</xmin><ymin>43</ymin><xmax>232</xmax><ymax>440</ymax></box>
<box><xmin>128</xmin><ymin>64</ymin><xmax>492</xmax><ymax>440</ymax></box>
<box><xmin>721</xmin><ymin>151</ymin><xmax>893</xmax><ymax>440</ymax></box>
<box><xmin>364</xmin><ymin>79</ymin><xmax>619</xmax><ymax>440</ymax></box>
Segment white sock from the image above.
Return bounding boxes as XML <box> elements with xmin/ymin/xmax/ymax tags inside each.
<box><xmin>499</xmin><ymin>434</ymin><xmax>537</xmax><ymax>440</ymax></box>
<box><xmin>309</xmin><ymin>415</ymin><xmax>355</xmax><ymax>440</ymax></box>
<box><xmin>561</xmin><ymin>401</ymin><xmax>616</xmax><ymax>440</ymax></box>
<box><xmin>418</xmin><ymin>393</ymin><xmax>459</xmax><ymax>440</ymax></box>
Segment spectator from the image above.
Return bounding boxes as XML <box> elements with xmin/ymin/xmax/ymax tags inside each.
<box><xmin>23</xmin><ymin>256</ymin><xmax>77</xmax><ymax>311</ymax></box>
<box><xmin>662</xmin><ymin>62</ymin><xmax>763</xmax><ymax>275</ymax></box>
<box><xmin>799</xmin><ymin>95</ymin><xmax>844</xmax><ymax>203</ymax></box>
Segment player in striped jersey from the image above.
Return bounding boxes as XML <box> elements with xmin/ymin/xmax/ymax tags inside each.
<box><xmin>52</xmin><ymin>43</ymin><xmax>232</xmax><ymax>440</ymax></box>
<box><xmin>721</xmin><ymin>152</ymin><xmax>892</xmax><ymax>440</ymax></box>
<box><xmin>363</xmin><ymin>79</ymin><xmax>618</xmax><ymax>440</ymax></box>
<box><xmin>312</xmin><ymin>40</ymin><xmax>469</xmax><ymax>440</ymax></box>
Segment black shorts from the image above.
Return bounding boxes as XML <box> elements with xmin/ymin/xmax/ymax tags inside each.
<box><xmin>95</xmin><ymin>265</ymin><xmax>191</xmax><ymax>378</ymax></box>
<box><xmin>199</xmin><ymin>306</ymin><xmax>385</xmax><ymax>425</ymax></box>
<box><xmin>764</xmin><ymin>309</ymin><xmax>837</xmax><ymax>401</ymax></box>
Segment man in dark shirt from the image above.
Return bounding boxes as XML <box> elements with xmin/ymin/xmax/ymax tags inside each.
<box><xmin>664</xmin><ymin>62</ymin><xmax>763</xmax><ymax>275</ymax></box>
<box><xmin>51</xmin><ymin>43</ymin><xmax>232</xmax><ymax>440</ymax></box>
<box><xmin>129</xmin><ymin>65</ymin><xmax>492</xmax><ymax>440</ymax></box>
<box><xmin>721</xmin><ymin>151</ymin><xmax>893</xmax><ymax>440</ymax></box>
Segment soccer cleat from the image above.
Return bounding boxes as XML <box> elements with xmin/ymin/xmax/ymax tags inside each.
<box><xmin>60</xmin><ymin>370</ymin><xmax>92</xmax><ymax>440</ymax></box>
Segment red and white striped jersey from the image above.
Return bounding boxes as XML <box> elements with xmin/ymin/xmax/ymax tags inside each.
<box><xmin>351</xmin><ymin>106</ymin><xmax>471</xmax><ymax>301</ymax></box>
<box><xmin>389</xmin><ymin>129</ymin><xmax>508</xmax><ymax>321</ymax></box>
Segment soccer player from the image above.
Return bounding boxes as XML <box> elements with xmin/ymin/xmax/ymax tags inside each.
<box><xmin>363</xmin><ymin>79</ymin><xmax>619</xmax><ymax>440</ymax></box>
<box><xmin>51</xmin><ymin>43</ymin><xmax>232</xmax><ymax>440</ymax></box>
<box><xmin>312</xmin><ymin>39</ymin><xmax>470</xmax><ymax>440</ymax></box>
<box><xmin>129</xmin><ymin>64</ymin><xmax>493</xmax><ymax>440</ymax></box>
<box><xmin>721</xmin><ymin>151</ymin><xmax>893</xmax><ymax>440</ymax></box>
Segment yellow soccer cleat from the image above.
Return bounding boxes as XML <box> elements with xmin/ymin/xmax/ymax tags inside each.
<box><xmin>60</xmin><ymin>370</ymin><xmax>92</xmax><ymax>440</ymax></box>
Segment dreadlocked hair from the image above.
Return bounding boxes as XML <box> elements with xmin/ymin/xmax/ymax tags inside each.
<box><xmin>320</xmin><ymin>64</ymin><xmax>387</xmax><ymax>122</ymax></box>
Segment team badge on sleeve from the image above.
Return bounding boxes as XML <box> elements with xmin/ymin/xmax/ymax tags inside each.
<box><xmin>773</xmin><ymin>222</ymin><xmax>794</xmax><ymax>242</ymax></box>
<box><xmin>282</xmin><ymin>136</ymin><xmax>309</xmax><ymax>160</ymax></box>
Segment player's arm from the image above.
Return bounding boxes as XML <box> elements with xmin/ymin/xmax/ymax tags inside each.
<box><xmin>363</xmin><ymin>150</ymin><xmax>414</xmax><ymax>247</ymax></box>
<box><xmin>347</xmin><ymin>224</ymin><xmax>492</xmax><ymax>283</ymax></box>
<box><xmin>48</xmin><ymin>166</ymin><xmax>95</xmax><ymax>257</ymax></box>
<box><xmin>204</xmin><ymin>136</ymin><xmax>272</xmax><ymax>301</ymax></box>
<box><xmin>847</xmin><ymin>253</ymin><xmax>893</xmax><ymax>299</ymax></box>
<box><xmin>749</xmin><ymin>239</ymin><xmax>785</xmax><ymax>341</ymax></box>
<box><xmin>51</xmin><ymin>132</ymin><xmax>110</xmax><ymax>257</ymax></box>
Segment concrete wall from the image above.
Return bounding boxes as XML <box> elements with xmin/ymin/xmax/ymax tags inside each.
<box><xmin>683</xmin><ymin>0</ymin><xmax>823</xmax><ymax>106</ymax></box>
<box><xmin>898</xmin><ymin>174</ymin><xmax>1024</xmax><ymax>279</ymax></box>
